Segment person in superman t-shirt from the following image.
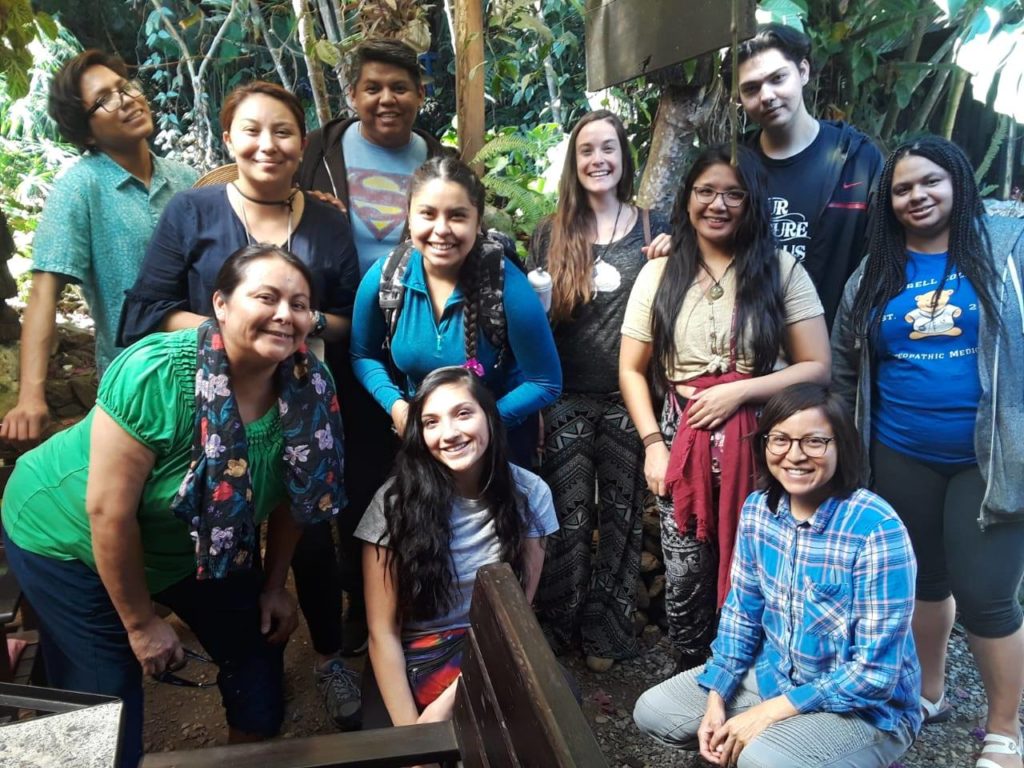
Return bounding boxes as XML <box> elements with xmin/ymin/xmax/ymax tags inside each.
<box><xmin>295</xmin><ymin>37</ymin><xmax>445</xmax><ymax>692</ymax></box>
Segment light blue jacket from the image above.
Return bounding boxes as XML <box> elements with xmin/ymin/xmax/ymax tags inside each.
<box><xmin>831</xmin><ymin>215</ymin><xmax>1024</xmax><ymax>528</ymax></box>
<box><xmin>350</xmin><ymin>248</ymin><xmax>562</xmax><ymax>427</ymax></box>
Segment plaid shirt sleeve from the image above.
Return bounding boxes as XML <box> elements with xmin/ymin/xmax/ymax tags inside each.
<box><xmin>697</xmin><ymin>496</ymin><xmax>767</xmax><ymax>701</ymax></box>
<box><xmin>786</xmin><ymin>515</ymin><xmax>917</xmax><ymax>714</ymax></box>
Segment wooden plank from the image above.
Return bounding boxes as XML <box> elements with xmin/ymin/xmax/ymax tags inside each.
<box><xmin>457</xmin><ymin>627</ymin><xmax>519</xmax><ymax>767</ymax></box>
<box><xmin>469</xmin><ymin>565</ymin><xmax>608</xmax><ymax>767</ymax></box>
<box><xmin>584</xmin><ymin>0</ymin><xmax>756</xmax><ymax>90</ymax></box>
<box><xmin>452</xmin><ymin>676</ymin><xmax>489</xmax><ymax>768</ymax></box>
<box><xmin>142</xmin><ymin>721</ymin><xmax>460</xmax><ymax>768</ymax></box>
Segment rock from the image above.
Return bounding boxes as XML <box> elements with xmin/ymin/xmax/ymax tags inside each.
<box><xmin>642</xmin><ymin>625</ymin><xmax>662</xmax><ymax>645</ymax></box>
<box><xmin>640</xmin><ymin>551</ymin><xmax>661</xmax><ymax>574</ymax></box>
<box><xmin>632</xmin><ymin>611</ymin><xmax>648</xmax><ymax>635</ymax></box>
<box><xmin>635</xmin><ymin>584</ymin><xmax>650</xmax><ymax>611</ymax></box>
<box><xmin>647</xmin><ymin>574</ymin><xmax>666</xmax><ymax>598</ymax></box>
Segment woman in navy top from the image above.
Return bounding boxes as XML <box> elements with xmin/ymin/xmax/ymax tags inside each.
<box><xmin>118</xmin><ymin>80</ymin><xmax>363</xmax><ymax>731</ymax></box>
<box><xmin>350</xmin><ymin>156</ymin><xmax>561</xmax><ymax>464</ymax></box>
<box><xmin>119</xmin><ymin>81</ymin><xmax>358</xmax><ymax>346</ymax></box>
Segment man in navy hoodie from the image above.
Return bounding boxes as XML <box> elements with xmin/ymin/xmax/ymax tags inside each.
<box><xmin>724</xmin><ymin>23</ymin><xmax>882</xmax><ymax>328</ymax></box>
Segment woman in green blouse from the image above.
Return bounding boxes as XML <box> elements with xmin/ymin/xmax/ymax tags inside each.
<box><xmin>1</xmin><ymin>244</ymin><xmax>345</xmax><ymax>767</ymax></box>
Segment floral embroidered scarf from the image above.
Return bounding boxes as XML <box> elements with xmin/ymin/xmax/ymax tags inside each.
<box><xmin>171</xmin><ymin>320</ymin><xmax>346</xmax><ymax>579</ymax></box>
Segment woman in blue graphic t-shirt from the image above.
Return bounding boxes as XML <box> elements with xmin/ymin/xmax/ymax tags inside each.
<box><xmin>832</xmin><ymin>135</ymin><xmax>1024</xmax><ymax>768</ymax></box>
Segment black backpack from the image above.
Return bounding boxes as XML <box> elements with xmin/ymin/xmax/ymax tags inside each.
<box><xmin>378</xmin><ymin>232</ymin><xmax>516</xmax><ymax>369</ymax></box>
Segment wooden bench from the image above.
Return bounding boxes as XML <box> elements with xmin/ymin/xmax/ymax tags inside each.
<box><xmin>143</xmin><ymin>563</ymin><xmax>608</xmax><ymax>767</ymax></box>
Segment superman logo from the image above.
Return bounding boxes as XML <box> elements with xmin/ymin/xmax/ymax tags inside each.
<box><xmin>348</xmin><ymin>168</ymin><xmax>413</xmax><ymax>241</ymax></box>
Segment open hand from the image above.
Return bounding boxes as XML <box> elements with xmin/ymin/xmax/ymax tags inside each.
<box><xmin>642</xmin><ymin>232</ymin><xmax>672</xmax><ymax>261</ymax></box>
<box><xmin>685</xmin><ymin>381</ymin><xmax>747</xmax><ymax>431</ymax></box>
<box><xmin>0</xmin><ymin>399</ymin><xmax>51</xmax><ymax>446</ymax></box>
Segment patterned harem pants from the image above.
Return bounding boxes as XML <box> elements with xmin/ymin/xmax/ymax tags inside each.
<box><xmin>536</xmin><ymin>391</ymin><xmax>644</xmax><ymax>659</ymax></box>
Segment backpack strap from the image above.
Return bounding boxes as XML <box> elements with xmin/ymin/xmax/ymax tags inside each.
<box><xmin>642</xmin><ymin>207</ymin><xmax>652</xmax><ymax>246</ymax></box>
<box><xmin>378</xmin><ymin>241</ymin><xmax>415</xmax><ymax>361</ymax></box>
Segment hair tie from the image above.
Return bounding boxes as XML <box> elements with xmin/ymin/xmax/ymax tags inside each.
<box><xmin>463</xmin><ymin>357</ymin><xmax>485</xmax><ymax>377</ymax></box>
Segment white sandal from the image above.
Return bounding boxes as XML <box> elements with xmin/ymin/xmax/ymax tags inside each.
<box><xmin>975</xmin><ymin>731</ymin><xmax>1024</xmax><ymax>768</ymax></box>
<box><xmin>920</xmin><ymin>692</ymin><xmax>952</xmax><ymax>724</ymax></box>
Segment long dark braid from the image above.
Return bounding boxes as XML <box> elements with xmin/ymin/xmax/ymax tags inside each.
<box><xmin>461</xmin><ymin>242</ymin><xmax>482</xmax><ymax>362</ymax></box>
<box><xmin>851</xmin><ymin>135</ymin><xmax>999</xmax><ymax>340</ymax></box>
<box><xmin>651</xmin><ymin>145</ymin><xmax>783</xmax><ymax>392</ymax></box>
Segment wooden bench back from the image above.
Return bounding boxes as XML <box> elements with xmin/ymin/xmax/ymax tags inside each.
<box><xmin>455</xmin><ymin>563</ymin><xmax>607</xmax><ymax>767</ymax></box>
<box><xmin>144</xmin><ymin>563</ymin><xmax>606</xmax><ymax>767</ymax></box>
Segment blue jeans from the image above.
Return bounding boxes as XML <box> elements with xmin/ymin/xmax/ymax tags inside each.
<box><xmin>2</xmin><ymin>528</ymin><xmax>285</xmax><ymax>768</ymax></box>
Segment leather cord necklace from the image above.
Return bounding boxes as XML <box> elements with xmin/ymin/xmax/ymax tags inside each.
<box><xmin>231</xmin><ymin>181</ymin><xmax>297</xmax><ymax>211</ymax></box>
<box><xmin>699</xmin><ymin>260</ymin><xmax>734</xmax><ymax>301</ymax></box>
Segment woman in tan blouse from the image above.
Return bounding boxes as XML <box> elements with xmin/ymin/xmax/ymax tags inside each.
<box><xmin>619</xmin><ymin>145</ymin><xmax>830</xmax><ymax>669</ymax></box>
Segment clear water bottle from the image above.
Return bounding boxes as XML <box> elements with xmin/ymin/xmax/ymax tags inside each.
<box><xmin>527</xmin><ymin>266</ymin><xmax>552</xmax><ymax>313</ymax></box>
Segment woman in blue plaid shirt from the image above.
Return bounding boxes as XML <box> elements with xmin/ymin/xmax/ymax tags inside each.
<box><xmin>634</xmin><ymin>383</ymin><xmax>920</xmax><ymax>767</ymax></box>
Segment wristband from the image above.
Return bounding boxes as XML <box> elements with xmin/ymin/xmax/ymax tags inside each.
<box><xmin>309</xmin><ymin>310</ymin><xmax>327</xmax><ymax>338</ymax></box>
<box><xmin>642</xmin><ymin>432</ymin><xmax>664</xmax><ymax>448</ymax></box>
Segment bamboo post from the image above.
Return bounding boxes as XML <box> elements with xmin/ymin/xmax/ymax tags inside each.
<box><xmin>454</xmin><ymin>0</ymin><xmax>485</xmax><ymax>169</ymax></box>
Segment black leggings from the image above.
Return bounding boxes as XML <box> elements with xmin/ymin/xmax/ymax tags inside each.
<box><xmin>871</xmin><ymin>440</ymin><xmax>1024</xmax><ymax>638</ymax></box>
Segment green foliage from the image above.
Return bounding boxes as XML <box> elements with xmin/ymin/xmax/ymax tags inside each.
<box><xmin>468</xmin><ymin>124</ymin><xmax>563</xmax><ymax>247</ymax></box>
<box><xmin>0</xmin><ymin>15</ymin><xmax>78</xmax><ymax>252</ymax></box>
<box><xmin>0</xmin><ymin>0</ymin><xmax>58</xmax><ymax>100</ymax></box>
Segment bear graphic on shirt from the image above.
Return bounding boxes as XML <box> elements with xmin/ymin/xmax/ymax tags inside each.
<box><xmin>905</xmin><ymin>288</ymin><xmax>962</xmax><ymax>339</ymax></box>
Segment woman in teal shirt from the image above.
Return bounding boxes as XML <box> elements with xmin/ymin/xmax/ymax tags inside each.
<box><xmin>1</xmin><ymin>245</ymin><xmax>345</xmax><ymax>767</ymax></box>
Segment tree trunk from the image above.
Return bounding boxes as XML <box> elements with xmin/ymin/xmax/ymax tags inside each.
<box><xmin>534</xmin><ymin>1</ymin><xmax>561</xmax><ymax>127</ymax></box>
<box><xmin>454</xmin><ymin>0</ymin><xmax>485</xmax><ymax>167</ymax></box>
<box><xmin>292</xmin><ymin>0</ymin><xmax>331</xmax><ymax>128</ymax></box>
<box><xmin>316</xmin><ymin>0</ymin><xmax>348</xmax><ymax>96</ymax></box>
<box><xmin>638</xmin><ymin>71</ymin><xmax>728</xmax><ymax>213</ymax></box>
<box><xmin>249</xmin><ymin>0</ymin><xmax>293</xmax><ymax>91</ymax></box>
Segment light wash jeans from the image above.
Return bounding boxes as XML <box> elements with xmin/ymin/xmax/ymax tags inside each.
<box><xmin>633</xmin><ymin>666</ymin><xmax>915</xmax><ymax>768</ymax></box>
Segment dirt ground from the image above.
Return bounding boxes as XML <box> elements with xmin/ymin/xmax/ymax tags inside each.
<box><xmin>141</xmin><ymin>603</ymin><xmax>643</xmax><ymax>758</ymax></box>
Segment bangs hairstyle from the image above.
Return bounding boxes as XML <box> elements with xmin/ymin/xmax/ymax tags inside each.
<box><xmin>651</xmin><ymin>144</ymin><xmax>781</xmax><ymax>392</ymax></box>
<box><xmin>546</xmin><ymin>110</ymin><xmax>635</xmax><ymax>323</ymax></box>
<box><xmin>720</xmin><ymin>22</ymin><xmax>812</xmax><ymax>84</ymax></box>
<box><xmin>850</xmin><ymin>134</ymin><xmax>999</xmax><ymax>341</ymax></box>
<box><xmin>214</xmin><ymin>243</ymin><xmax>318</xmax><ymax>308</ymax></box>
<box><xmin>48</xmin><ymin>49</ymin><xmax>132</xmax><ymax>152</ymax></box>
<box><xmin>381</xmin><ymin>366</ymin><xmax>527</xmax><ymax>622</ymax></box>
<box><xmin>220</xmin><ymin>81</ymin><xmax>307</xmax><ymax>138</ymax></box>
<box><xmin>754</xmin><ymin>382</ymin><xmax>863</xmax><ymax>511</ymax></box>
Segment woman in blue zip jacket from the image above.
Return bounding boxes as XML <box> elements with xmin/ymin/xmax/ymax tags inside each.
<box><xmin>350</xmin><ymin>155</ymin><xmax>561</xmax><ymax>465</ymax></box>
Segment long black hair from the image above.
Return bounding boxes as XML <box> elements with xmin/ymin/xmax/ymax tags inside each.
<box><xmin>850</xmin><ymin>135</ymin><xmax>999</xmax><ymax>340</ymax></box>
<box><xmin>381</xmin><ymin>366</ymin><xmax>526</xmax><ymax>622</ymax></box>
<box><xmin>651</xmin><ymin>144</ymin><xmax>783</xmax><ymax>391</ymax></box>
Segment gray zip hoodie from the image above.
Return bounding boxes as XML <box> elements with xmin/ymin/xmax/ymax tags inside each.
<box><xmin>831</xmin><ymin>215</ymin><xmax>1024</xmax><ymax>528</ymax></box>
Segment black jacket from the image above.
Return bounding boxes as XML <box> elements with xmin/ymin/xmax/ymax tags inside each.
<box><xmin>295</xmin><ymin>115</ymin><xmax>445</xmax><ymax>207</ymax></box>
<box><xmin>751</xmin><ymin>120</ymin><xmax>883</xmax><ymax>328</ymax></box>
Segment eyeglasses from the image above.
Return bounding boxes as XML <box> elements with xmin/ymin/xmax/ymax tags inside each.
<box><xmin>763</xmin><ymin>433</ymin><xmax>834</xmax><ymax>457</ymax></box>
<box><xmin>85</xmin><ymin>80</ymin><xmax>145</xmax><ymax>117</ymax></box>
<box><xmin>153</xmin><ymin>647</ymin><xmax>216</xmax><ymax>689</ymax></box>
<box><xmin>692</xmin><ymin>186</ymin><xmax>747</xmax><ymax>207</ymax></box>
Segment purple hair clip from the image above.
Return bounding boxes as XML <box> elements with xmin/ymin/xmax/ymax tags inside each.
<box><xmin>463</xmin><ymin>357</ymin><xmax>485</xmax><ymax>377</ymax></box>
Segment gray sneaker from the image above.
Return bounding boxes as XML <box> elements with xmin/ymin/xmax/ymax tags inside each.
<box><xmin>314</xmin><ymin>657</ymin><xmax>362</xmax><ymax>731</ymax></box>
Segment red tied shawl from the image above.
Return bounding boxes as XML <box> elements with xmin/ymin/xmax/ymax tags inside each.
<box><xmin>664</xmin><ymin>370</ymin><xmax>757</xmax><ymax>608</ymax></box>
